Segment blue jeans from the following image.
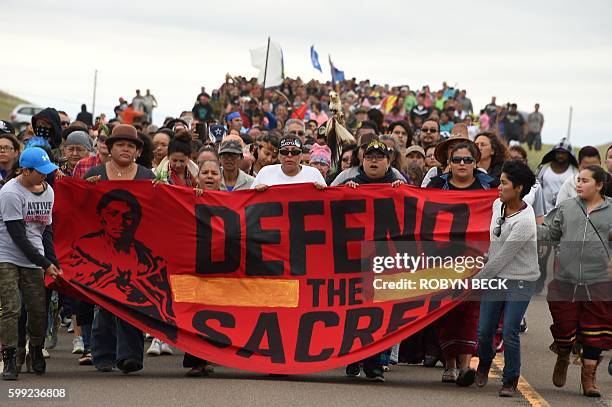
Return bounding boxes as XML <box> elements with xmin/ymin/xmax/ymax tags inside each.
<box><xmin>91</xmin><ymin>306</ymin><xmax>143</xmax><ymax>367</ymax></box>
<box><xmin>477</xmin><ymin>280</ymin><xmax>535</xmax><ymax>383</ymax></box>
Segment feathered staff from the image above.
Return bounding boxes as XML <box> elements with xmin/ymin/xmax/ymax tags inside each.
<box><xmin>324</xmin><ymin>91</ymin><xmax>355</xmax><ymax>169</ymax></box>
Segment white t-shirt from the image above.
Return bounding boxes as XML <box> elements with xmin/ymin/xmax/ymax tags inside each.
<box><xmin>251</xmin><ymin>164</ymin><xmax>326</xmax><ymax>188</ymax></box>
<box><xmin>555</xmin><ymin>175</ymin><xmax>577</xmax><ymax>206</ymax></box>
<box><xmin>539</xmin><ymin>165</ymin><xmax>576</xmax><ymax>214</ymax></box>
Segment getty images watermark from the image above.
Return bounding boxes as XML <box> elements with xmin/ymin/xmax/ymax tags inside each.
<box><xmin>362</xmin><ymin>242</ymin><xmax>508</xmax><ymax>292</ymax></box>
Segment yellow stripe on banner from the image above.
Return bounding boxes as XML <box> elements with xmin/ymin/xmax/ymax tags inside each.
<box><xmin>170</xmin><ymin>275</ymin><xmax>299</xmax><ymax>308</ymax></box>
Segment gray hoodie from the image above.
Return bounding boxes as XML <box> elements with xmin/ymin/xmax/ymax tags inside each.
<box><xmin>537</xmin><ymin>196</ymin><xmax>612</xmax><ymax>285</ymax></box>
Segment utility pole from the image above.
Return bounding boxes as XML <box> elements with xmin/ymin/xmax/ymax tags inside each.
<box><xmin>566</xmin><ymin>106</ymin><xmax>573</xmax><ymax>142</ymax></box>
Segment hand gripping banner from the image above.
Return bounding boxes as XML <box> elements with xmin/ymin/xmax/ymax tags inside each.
<box><xmin>52</xmin><ymin>179</ymin><xmax>496</xmax><ymax>374</ymax></box>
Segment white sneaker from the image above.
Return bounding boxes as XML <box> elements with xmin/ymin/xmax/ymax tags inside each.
<box><xmin>42</xmin><ymin>348</ymin><xmax>50</xmax><ymax>359</ymax></box>
<box><xmin>72</xmin><ymin>336</ymin><xmax>84</xmax><ymax>354</ymax></box>
<box><xmin>147</xmin><ymin>339</ymin><xmax>162</xmax><ymax>356</ymax></box>
<box><xmin>160</xmin><ymin>342</ymin><xmax>173</xmax><ymax>355</ymax></box>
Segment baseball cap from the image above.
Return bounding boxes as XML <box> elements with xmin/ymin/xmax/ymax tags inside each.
<box><xmin>405</xmin><ymin>145</ymin><xmax>425</xmax><ymax>158</ymax></box>
<box><xmin>0</xmin><ymin>120</ymin><xmax>15</xmax><ymax>135</ymax></box>
<box><xmin>19</xmin><ymin>147</ymin><xmax>59</xmax><ymax>174</ymax></box>
<box><xmin>219</xmin><ymin>140</ymin><xmax>243</xmax><ymax>155</ymax></box>
<box><xmin>364</xmin><ymin>140</ymin><xmax>390</xmax><ymax>157</ymax></box>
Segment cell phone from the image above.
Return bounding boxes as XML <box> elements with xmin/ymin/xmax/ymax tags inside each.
<box><xmin>209</xmin><ymin>125</ymin><xmax>227</xmax><ymax>143</ymax></box>
<box><xmin>195</xmin><ymin>123</ymin><xmax>208</xmax><ymax>141</ymax></box>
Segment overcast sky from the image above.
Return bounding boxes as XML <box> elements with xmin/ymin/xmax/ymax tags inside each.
<box><xmin>1</xmin><ymin>0</ymin><xmax>611</xmax><ymax>146</ymax></box>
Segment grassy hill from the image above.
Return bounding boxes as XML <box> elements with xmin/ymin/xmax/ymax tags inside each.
<box><xmin>0</xmin><ymin>90</ymin><xmax>29</xmax><ymax>121</ymax></box>
<box><xmin>525</xmin><ymin>143</ymin><xmax>609</xmax><ymax>170</ymax></box>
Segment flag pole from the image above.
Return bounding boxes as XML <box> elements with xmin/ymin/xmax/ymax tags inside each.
<box><xmin>92</xmin><ymin>69</ymin><xmax>98</xmax><ymax>119</ymax></box>
<box><xmin>261</xmin><ymin>37</ymin><xmax>271</xmax><ymax>95</ymax></box>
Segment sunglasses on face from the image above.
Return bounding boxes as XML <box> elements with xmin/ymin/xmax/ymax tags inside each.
<box><xmin>61</xmin><ymin>121</ymin><xmax>70</xmax><ymax>126</ymax></box>
<box><xmin>450</xmin><ymin>156</ymin><xmax>475</xmax><ymax>164</ymax></box>
<box><xmin>421</xmin><ymin>128</ymin><xmax>438</xmax><ymax>134</ymax></box>
<box><xmin>279</xmin><ymin>149</ymin><xmax>301</xmax><ymax>156</ymax></box>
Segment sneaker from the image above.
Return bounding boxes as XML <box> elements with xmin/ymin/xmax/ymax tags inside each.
<box><xmin>42</xmin><ymin>348</ymin><xmax>50</xmax><ymax>358</ymax></box>
<box><xmin>423</xmin><ymin>355</ymin><xmax>439</xmax><ymax>367</ymax></box>
<box><xmin>119</xmin><ymin>359</ymin><xmax>143</xmax><ymax>374</ymax></box>
<box><xmin>519</xmin><ymin>318</ymin><xmax>528</xmax><ymax>333</ymax></box>
<box><xmin>366</xmin><ymin>373</ymin><xmax>385</xmax><ymax>382</ymax></box>
<box><xmin>61</xmin><ymin>316</ymin><xmax>71</xmax><ymax>327</ymax></box>
<box><xmin>72</xmin><ymin>336</ymin><xmax>85</xmax><ymax>354</ymax></box>
<box><xmin>67</xmin><ymin>320</ymin><xmax>74</xmax><ymax>333</ymax></box>
<box><xmin>95</xmin><ymin>362</ymin><xmax>113</xmax><ymax>372</ymax></box>
<box><xmin>442</xmin><ymin>367</ymin><xmax>458</xmax><ymax>383</ymax></box>
<box><xmin>345</xmin><ymin>363</ymin><xmax>360</xmax><ymax>377</ymax></box>
<box><xmin>160</xmin><ymin>342</ymin><xmax>173</xmax><ymax>355</ymax></box>
<box><xmin>456</xmin><ymin>367</ymin><xmax>476</xmax><ymax>387</ymax></box>
<box><xmin>147</xmin><ymin>339</ymin><xmax>162</xmax><ymax>356</ymax></box>
<box><xmin>46</xmin><ymin>314</ymin><xmax>61</xmax><ymax>349</ymax></box>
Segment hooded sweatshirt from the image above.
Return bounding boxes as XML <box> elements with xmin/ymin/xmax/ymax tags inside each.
<box><xmin>537</xmin><ymin>196</ymin><xmax>612</xmax><ymax>285</ymax></box>
<box><xmin>32</xmin><ymin>107</ymin><xmax>62</xmax><ymax>149</ymax></box>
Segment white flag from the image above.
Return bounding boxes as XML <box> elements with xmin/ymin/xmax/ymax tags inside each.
<box><xmin>250</xmin><ymin>41</ymin><xmax>284</xmax><ymax>88</ymax></box>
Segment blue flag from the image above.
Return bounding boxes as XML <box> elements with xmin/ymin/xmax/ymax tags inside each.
<box><xmin>310</xmin><ymin>46</ymin><xmax>322</xmax><ymax>72</ymax></box>
<box><xmin>329</xmin><ymin>56</ymin><xmax>345</xmax><ymax>84</ymax></box>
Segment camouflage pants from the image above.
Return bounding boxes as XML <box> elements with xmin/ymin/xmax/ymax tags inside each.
<box><xmin>0</xmin><ymin>262</ymin><xmax>46</xmax><ymax>348</ymax></box>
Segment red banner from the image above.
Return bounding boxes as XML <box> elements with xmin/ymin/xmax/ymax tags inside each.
<box><xmin>52</xmin><ymin>179</ymin><xmax>496</xmax><ymax>374</ymax></box>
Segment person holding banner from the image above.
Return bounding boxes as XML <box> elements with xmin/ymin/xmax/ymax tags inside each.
<box><xmin>537</xmin><ymin>165</ymin><xmax>612</xmax><ymax>398</ymax></box>
<box><xmin>427</xmin><ymin>140</ymin><xmax>498</xmax><ymax>386</ymax></box>
<box><xmin>182</xmin><ymin>159</ymin><xmax>223</xmax><ymax>376</ymax></box>
<box><xmin>342</xmin><ymin>139</ymin><xmax>405</xmax><ymax>382</ymax></box>
<box><xmin>0</xmin><ymin>147</ymin><xmax>61</xmax><ymax>380</ymax></box>
<box><xmin>251</xmin><ymin>135</ymin><xmax>326</xmax><ymax>191</ymax></box>
<box><xmin>83</xmin><ymin>124</ymin><xmax>156</xmax><ymax>374</ymax></box>
<box><xmin>475</xmin><ymin>160</ymin><xmax>539</xmax><ymax>397</ymax></box>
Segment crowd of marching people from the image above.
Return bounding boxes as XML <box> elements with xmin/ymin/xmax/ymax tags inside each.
<box><xmin>0</xmin><ymin>75</ymin><xmax>611</xmax><ymax>399</ymax></box>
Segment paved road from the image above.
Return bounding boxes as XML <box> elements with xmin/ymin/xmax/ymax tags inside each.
<box><xmin>1</xmin><ymin>295</ymin><xmax>610</xmax><ymax>407</ymax></box>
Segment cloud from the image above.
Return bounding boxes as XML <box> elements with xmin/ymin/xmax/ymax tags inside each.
<box><xmin>1</xmin><ymin>0</ymin><xmax>611</xmax><ymax>145</ymax></box>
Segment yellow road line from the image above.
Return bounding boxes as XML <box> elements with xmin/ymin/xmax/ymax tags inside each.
<box><xmin>470</xmin><ymin>355</ymin><xmax>550</xmax><ymax>406</ymax></box>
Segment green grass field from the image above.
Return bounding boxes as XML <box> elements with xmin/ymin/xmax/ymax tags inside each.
<box><xmin>0</xmin><ymin>90</ymin><xmax>28</xmax><ymax>122</ymax></box>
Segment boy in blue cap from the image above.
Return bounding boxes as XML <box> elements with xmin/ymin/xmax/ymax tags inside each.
<box><xmin>0</xmin><ymin>147</ymin><xmax>62</xmax><ymax>380</ymax></box>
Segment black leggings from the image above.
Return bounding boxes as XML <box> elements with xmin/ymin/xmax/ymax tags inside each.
<box><xmin>582</xmin><ymin>344</ymin><xmax>603</xmax><ymax>361</ymax></box>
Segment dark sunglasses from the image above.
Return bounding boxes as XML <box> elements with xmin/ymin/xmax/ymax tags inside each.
<box><xmin>61</xmin><ymin>121</ymin><xmax>70</xmax><ymax>126</ymax></box>
<box><xmin>450</xmin><ymin>156</ymin><xmax>475</xmax><ymax>164</ymax></box>
<box><xmin>97</xmin><ymin>135</ymin><xmax>108</xmax><ymax>142</ymax></box>
<box><xmin>421</xmin><ymin>128</ymin><xmax>438</xmax><ymax>134</ymax></box>
<box><xmin>279</xmin><ymin>149</ymin><xmax>301</xmax><ymax>156</ymax></box>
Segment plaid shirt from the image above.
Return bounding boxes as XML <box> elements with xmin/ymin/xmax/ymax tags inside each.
<box><xmin>73</xmin><ymin>154</ymin><xmax>102</xmax><ymax>179</ymax></box>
